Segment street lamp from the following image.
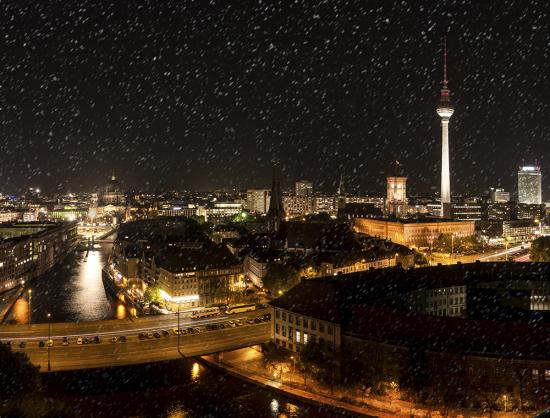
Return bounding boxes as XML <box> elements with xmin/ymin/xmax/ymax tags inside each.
<box><xmin>47</xmin><ymin>313</ymin><xmax>52</xmax><ymax>372</ymax></box>
<box><xmin>28</xmin><ymin>289</ymin><xmax>32</xmax><ymax>327</ymax></box>
<box><xmin>176</xmin><ymin>302</ymin><xmax>181</xmax><ymax>355</ymax></box>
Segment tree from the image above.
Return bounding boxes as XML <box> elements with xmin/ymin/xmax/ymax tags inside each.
<box><xmin>298</xmin><ymin>341</ymin><xmax>329</xmax><ymax>385</ymax></box>
<box><xmin>530</xmin><ymin>236</ymin><xmax>550</xmax><ymax>262</ymax></box>
<box><xmin>143</xmin><ymin>283</ymin><xmax>164</xmax><ymax>305</ymax></box>
<box><xmin>0</xmin><ymin>342</ymin><xmax>41</xmax><ymax>401</ymax></box>
<box><xmin>263</xmin><ymin>262</ymin><xmax>300</xmax><ymax>295</ymax></box>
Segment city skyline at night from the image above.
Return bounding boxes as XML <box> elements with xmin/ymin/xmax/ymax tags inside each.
<box><xmin>0</xmin><ymin>2</ymin><xmax>548</xmax><ymax>196</ymax></box>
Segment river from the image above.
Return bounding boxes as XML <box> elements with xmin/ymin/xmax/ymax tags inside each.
<box><xmin>4</xmin><ymin>242</ymin><xmax>123</xmax><ymax>324</ymax></box>
<box><xmin>2</xmin><ymin>243</ymin><xmax>356</xmax><ymax>418</ymax></box>
<box><xmin>42</xmin><ymin>358</ymin><xmax>353</xmax><ymax>418</ymax></box>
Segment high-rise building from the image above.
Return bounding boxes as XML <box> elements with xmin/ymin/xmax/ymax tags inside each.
<box><xmin>490</xmin><ymin>188</ymin><xmax>510</xmax><ymax>203</ymax></box>
<box><xmin>295</xmin><ymin>180</ymin><xmax>313</xmax><ymax>197</ymax></box>
<box><xmin>266</xmin><ymin>165</ymin><xmax>286</xmax><ymax>233</ymax></box>
<box><xmin>436</xmin><ymin>41</ymin><xmax>454</xmax><ymax>219</ymax></box>
<box><xmin>518</xmin><ymin>166</ymin><xmax>542</xmax><ymax>204</ymax></box>
<box><xmin>386</xmin><ymin>176</ymin><xmax>407</xmax><ymax>217</ymax></box>
<box><xmin>246</xmin><ymin>189</ymin><xmax>271</xmax><ymax>214</ymax></box>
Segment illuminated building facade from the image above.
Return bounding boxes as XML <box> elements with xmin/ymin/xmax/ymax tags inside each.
<box><xmin>0</xmin><ymin>222</ymin><xmax>77</xmax><ymax>292</ymax></box>
<box><xmin>518</xmin><ymin>165</ymin><xmax>542</xmax><ymax>204</ymax></box>
<box><xmin>295</xmin><ymin>180</ymin><xmax>313</xmax><ymax>197</ymax></box>
<box><xmin>386</xmin><ymin>176</ymin><xmax>407</xmax><ymax>217</ymax></box>
<box><xmin>246</xmin><ymin>189</ymin><xmax>271</xmax><ymax>214</ymax></box>
<box><xmin>353</xmin><ymin>217</ymin><xmax>475</xmax><ymax>248</ymax></box>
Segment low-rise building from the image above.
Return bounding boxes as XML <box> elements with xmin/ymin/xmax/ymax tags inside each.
<box><xmin>353</xmin><ymin>217</ymin><xmax>475</xmax><ymax>248</ymax></box>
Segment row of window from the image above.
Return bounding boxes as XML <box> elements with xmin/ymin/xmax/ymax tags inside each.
<box><xmin>274</xmin><ymin>309</ymin><xmax>334</xmax><ymax>334</ymax></box>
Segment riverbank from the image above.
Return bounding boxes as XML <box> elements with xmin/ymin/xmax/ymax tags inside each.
<box><xmin>200</xmin><ymin>348</ymin><xmax>532</xmax><ymax>418</ymax></box>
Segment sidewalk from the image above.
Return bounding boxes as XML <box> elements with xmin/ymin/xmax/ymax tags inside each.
<box><xmin>201</xmin><ymin>347</ymin><xmax>532</xmax><ymax>418</ymax></box>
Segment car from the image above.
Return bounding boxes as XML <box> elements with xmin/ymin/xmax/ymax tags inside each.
<box><xmin>111</xmin><ymin>336</ymin><xmax>118</xmax><ymax>343</ymax></box>
<box><xmin>187</xmin><ymin>327</ymin><xmax>195</xmax><ymax>334</ymax></box>
<box><xmin>218</xmin><ymin>323</ymin><xmax>225</xmax><ymax>329</ymax></box>
<box><xmin>147</xmin><ymin>332</ymin><xmax>154</xmax><ymax>339</ymax></box>
<box><xmin>38</xmin><ymin>340</ymin><xmax>45</xmax><ymax>348</ymax></box>
<box><xmin>226</xmin><ymin>321</ymin><xmax>237</xmax><ymax>328</ymax></box>
<box><xmin>19</xmin><ymin>341</ymin><xmax>26</xmax><ymax>348</ymax></box>
<box><xmin>138</xmin><ymin>333</ymin><xmax>146</xmax><ymax>340</ymax></box>
<box><xmin>179</xmin><ymin>328</ymin><xmax>187</xmax><ymax>335</ymax></box>
<box><xmin>254</xmin><ymin>317</ymin><xmax>262</xmax><ymax>323</ymax></box>
<box><xmin>205</xmin><ymin>324</ymin><xmax>215</xmax><ymax>331</ymax></box>
<box><xmin>93</xmin><ymin>336</ymin><xmax>100</xmax><ymax>344</ymax></box>
<box><xmin>263</xmin><ymin>313</ymin><xmax>272</xmax><ymax>321</ymax></box>
<box><xmin>162</xmin><ymin>330</ymin><xmax>169</xmax><ymax>337</ymax></box>
<box><xmin>153</xmin><ymin>332</ymin><xmax>161</xmax><ymax>339</ymax></box>
<box><xmin>47</xmin><ymin>339</ymin><xmax>54</xmax><ymax>347</ymax></box>
<box><xmin>172</xmin><ymin>328</ymin><xmax>180</xmax><ymax>335</ymax></box>
<box><xmin>246</xmin><ymin>318</ymin><xmax>255</xmax><ymax>325</ymax></box>
<box><xmin>119</xmin><ymin>335</ymin><xmax>127</xmax><ymax>343</ymax></box>
<box><xmin>194</xmin><ymin>327</ymin><xmax>202</xmax><ymax>334</ymax></box>
<box><xmin>77</xmin><ymin>337</ymin><xmax>83</xmax><ymax>345</ymax></box>
<box><xmin>235</xmin><ymin>319</ymin><xmax>243</xmax><ymax>326</ymax></box>
<box><xmin>83</xmin><ymin>337</ymin><xmax>91</xmax><ymax>344</ymax></box>
<box><xmin>62</xmin><ymin>337</ymin><xmax>69</xmax><ymax>346</ymax></box>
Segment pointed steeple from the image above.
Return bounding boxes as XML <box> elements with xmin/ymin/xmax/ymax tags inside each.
<box><xmin>267</xmin><ymin>164</ymin><xmax>285</xmax><ymax>233</ymax></box>
<box><xmin>337</xmin><ymin>173</ymin><xmax>346</xmax><ymax>196</ymax></box>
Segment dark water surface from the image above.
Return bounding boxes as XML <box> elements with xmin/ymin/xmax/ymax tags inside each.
<box><xmin>43</xmin><ymin>359</ymin><xmax>354</xmax><ymax>418</ymax></box>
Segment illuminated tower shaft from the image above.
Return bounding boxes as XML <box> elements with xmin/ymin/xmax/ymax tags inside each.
<box><xmin>440</xmin><ymin>118</ymin><xmax>451</xmax><ymax>216</ymax></box>
<box><xmin>436</xmin><ymin>40</ymin><xmax>454</xmax><ymax>218</ymax></box>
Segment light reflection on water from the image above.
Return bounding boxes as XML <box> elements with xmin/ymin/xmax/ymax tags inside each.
<box><xmin>5</xmin><ymin>243</ymin><xmax>119</xmax><ymax>324</ymax></box>
<box><xmin>11</xmin><ymin>298</ymin><xmax>29</xmax><ymax>324</ymax></box>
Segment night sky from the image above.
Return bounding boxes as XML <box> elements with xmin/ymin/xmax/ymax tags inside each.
<box><xmin>0</xmin><ymin>1</ymin><xmax>548</xmax><ymax>196</ymax></box>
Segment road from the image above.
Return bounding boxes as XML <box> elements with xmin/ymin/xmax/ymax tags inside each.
<box><xmin>0</xmin><ymin>309</ymin><xmax>271</xmax><ymax>372</ymax></box>
<box><xmin>427</xmin><ymin>243</ymin><xmax>531</xmax><ymax>265</ymax></box>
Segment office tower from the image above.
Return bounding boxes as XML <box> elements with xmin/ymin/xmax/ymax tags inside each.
<box><xmin>295</xmin><ymin>180</ymin><xmax>313</xmax><ymax>197</ymax></box>
<box><xmin>518</xmin><ymin>166</ymin><xmax>542</xmax><ymax>204</ymax></box>
<box><xmin>246</xmin><ymin>189</ymin><xmax>271</xmax><ymax>214</ymax></box>
<box><xmin>490</xmin><ymin>188</ymin><xmax>510</xmax><ymax>203</ymax></box>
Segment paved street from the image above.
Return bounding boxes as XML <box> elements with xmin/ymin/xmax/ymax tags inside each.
<box><xmin>0</xmin><ymin>309</ymin><xmax>271</xmax><ymax>372</ymax></box>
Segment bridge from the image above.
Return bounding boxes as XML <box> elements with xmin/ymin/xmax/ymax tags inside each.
<box><xmin>0</xmin><ymin>309</ymin><xmax>271</xmax><ymax>372</ymax></box>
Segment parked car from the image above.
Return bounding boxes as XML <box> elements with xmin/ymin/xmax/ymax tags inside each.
<box><xmin>111</xmin><ymin>336</ymin><xmax>118</xmax><ymax>343</ymax></box>
<box><xmin>19</xmin><ymin>341</ymin><xmax>26</xmax><ymax>348</ymax></box>
<box><xmin>119</xmin><ymin>335</ymin><xmax>127</xmax><ymax>343</ymax></box>
<box><xmin>76</xmin><ymin>337</ymin><xmax>83</xmax><ymax>345</ymax></box>
<box><xmin>138</xmin><ymin>333</ymin><xmax>146</xmax><ymax>340</ymax></box>
<box><xmin>235</xmin><ymin>319</ymin><xmax>244</xmax><ymax>326</ymax></box>
<box><xmin>172</xmin><ymin>328</ymin><xmax>180</xmax><ymax>335</ymax></box>
<box><xmin>93</xmin><ymin>336</ymin><xmax>100</xmax><ymax>344</ymax></box>
<box><xmin>38</xmin><ymin>340</ymin><xmax>45</xmax><ymax>348</ymax></box>
<box><xmin>47</xmin><ymin>339</ymin><xmax>54</xmax><ymax>347</ymax></box>
<box><xmin>162</xmin><ymin>330</ymin><xmax>169</xmax><ymax>337</ymax></box>
<box><xmin>263</xmin><ymin>313</ymin><xmax>272</xmax><ymax>321</ymax></box>
<box><xmin>179</xmin><ymin>329</ymin><xmax>188</xmax><ymax>335</ymax></box>
<box><xmin>147</xmin><ymin>332</ymin><xmax>154</xmax><ymax>339</ymax></box>
<box><xmin>153</xmin><ymin>332</ymin><xmax>161</xmax><ymax>339</ymax></box>
<box><xmin>246</xmin><ymin>318</ymin><xmax>255</xmax><ymax>325</ymax></box>
<box><xmin>62</xmin><ymin>337</ymin><xmax>69</xmax><ymax>346</ymax></box>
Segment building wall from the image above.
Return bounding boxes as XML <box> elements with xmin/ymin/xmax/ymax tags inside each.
<box><xmin>271</xmin><ymin>306</ymin><xmax>341</xmax><ymax>353</ymax></box>
<box><xmin>353</xmin><ymin>218</ymin><xmax>475</xmax><ymax>248</ymax></box>
<box><xmin>0</xmin><ymin>222</ymin><xmax>77</xmax><ymax>292</ymax></box>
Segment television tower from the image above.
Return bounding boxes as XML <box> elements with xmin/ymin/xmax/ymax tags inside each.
<box><xmin>436</xmin><ymin>39</ymin><xmax>454</xmax><ymax>218</ymax></box>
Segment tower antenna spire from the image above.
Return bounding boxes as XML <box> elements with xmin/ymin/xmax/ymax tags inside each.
<box><xmin>443</xmin><ymin>36</ymin><xmax>448</xmax><ymax>88</ymax></box>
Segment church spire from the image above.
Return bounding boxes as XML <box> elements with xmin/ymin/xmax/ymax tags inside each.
<box><xmin>266</xmin><ymin>163</ymin><xmax>285</xmax><ymax>233</ymax></box>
